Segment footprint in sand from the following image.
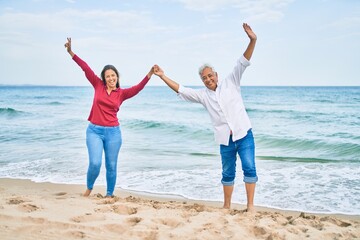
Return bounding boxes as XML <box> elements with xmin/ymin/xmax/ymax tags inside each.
<box><xmin>183</xmin><ymin>203</ymin><xmax>206</xmax><ymax>213</ymax></box>
<box><xmin>125</xmin><ymin>196</ymin><xmax>140</xmax><ymax>203</ymax></box>
<box><xmin>299</xmin><ymin>212</ymin><xmax>325</xmax><ymax>231</ymax></box>
<box><xmin>291</xmin><ymin>217</ymin><xmax>325</xmax><ymax>231</ymax></box>
<box><xmin>71</xmin><ymin>213</ymin><xmax>106</xmax><ymax>223</ymax></box>
<box><xmin>6</xmin><ymin>197</ymin><xmax>28</xmax><ymax>205</ymax></box>
<box><xmin>229</xmin><ymin>209</ymin><xmax>246</xmax><ymax>216</ymax></box>
<box><xmin>93</xmin><ymin>194</ymin><xmax>121</xmax><ymax>205</ymax></box>
<box><xmin>253</xmin><ymin>226</ymin><xmax>267</xmax><ymax>236</ymax></box>
<box><xmin>195</xmin><ymin>222</ymin><xmax>224</xmax><ymax>236</ymax></box>
<box><xmin>320</xmin><ymin>216</ymin><xmax>352</xmax><ymax>227</ymax></box>
<box><xmin>95</xmin><ymin>204</ymin><xmax>138</xmax><ymax>215</ymax></box>
<box><xmin>199</xmin><ymin>222</ymin><xmax>219</xmax><ymax>233</ymax></box>
<box><xmin>66</xmin><ymin>230</ymin><xmax>86</xmax><ymax>239</ymax></box>
<box><xmin>150</xmin><ymin>200</ymin><xmax>162</xmax><ymax>210</ymax></box>
<box><xmin>24</xmin><ymin>216</ymin><xmax>47</xmax><ymax>224</ymax></box>
<box><xmin>6</xmin><ymin>197</ymin><xmax>39</xmax><ymax>212</ymax></box>
<box><xmin>134</xmin><ymin>230</ymin><xmax>158</xmax><ymax>240</ymax></box>
<box><xmin>54</xmin><ymin>192</ymin><xmax>67</xmax><ymax>199</ymax></box>
<box><xmin>153</xmin><ymin>218</ymin><xmax>183</xmax><ymax>228</ymax></box>
<box><xmin>103</xmin><ymin>224</ymin><xmax>127</xmax><ymax>234</ymax></box>
<box><xmin>264</xmin><ymin>213</ymin><xmax>290</xmax><ymax>226</ymax></box>
<box><xmin>54</xmin><ymin>192</ymin><xmax>67</xmax><ymax>196</ymax></box>
<box><xmin>127</xmin><ymin>217</ymin><xmax>143</xmax><ymax>226</ymax></box>
<box><xmin>99</xmin><ymin>197</ymin><xmax>120</xmax><ymax>205</ymax></box>
<box><xmin>112</xmin><ymin>205</ymin><xmax>138</xmax><ymax>215</ymax></box>
<box><xmin>18</xmin><ymin>203</ymin><xmax>40</xmax><ymax>213</ymax></box>
<box><xmin>181</xmin><ymin>203</ymin><xmax>207</xmax><ymax>217</ymax></box>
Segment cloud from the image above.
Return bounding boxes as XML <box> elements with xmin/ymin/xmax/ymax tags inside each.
<box><xmin>176</xmin><ymin>0</ymin><xmax>234</xmax><ymax>11</ymax></box>
<box><xmin>329</xmin><ymin>16</ymin><xmax>360</xmax><ymax>29</ymax></box>
<box><xmin>0</xmin><ymin>8</ymin><xmax>165</xmax><ymax>35</ymax></box>
<box><xmin>0</xmin><ymin>12</ymin><xmax>70</xmax><ymax>33</ymax></box>
<box><xmin>176</xmin><ymin>0</ymin><xmax>293</xmax><ymax>22</ymax></box>
<box><xmin>0</xmin><ymin>8</ymin><xmax>169</xmax><ymax>63</ymax></box>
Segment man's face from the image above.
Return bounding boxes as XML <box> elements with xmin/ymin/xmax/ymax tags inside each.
<box><xmin>201</xmin><ymin>67</ymin><xmax>218</xmax><ymax>91</ymax></box>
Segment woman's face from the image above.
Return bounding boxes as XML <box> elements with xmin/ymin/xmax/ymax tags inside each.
<box><xmin>104</xmin><ymin>69</ymin><xmax>118</xmax><ymax>89</ymax></box>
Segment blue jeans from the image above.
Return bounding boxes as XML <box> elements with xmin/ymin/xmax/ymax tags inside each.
<box><xmin>86</xmin><ymin>123</ymin><xmax>122</xmax><ymax>196</ymax></box>
<box><xmin>220</xmin><ymin>129</ymin><xmax>258</xmax><ymax>186</ymax></box>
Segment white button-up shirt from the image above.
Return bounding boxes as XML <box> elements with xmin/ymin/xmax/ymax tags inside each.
<box><xmin>178</xmin><ymin>55</ymin><xmax>252</xmax><ymax>146</ymax></box>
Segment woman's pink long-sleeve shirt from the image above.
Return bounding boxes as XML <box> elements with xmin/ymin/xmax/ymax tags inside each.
<box><xmin>73</xmin><ymin>55</ymin><xmax>150</xmax><ymax>126</ymax></box>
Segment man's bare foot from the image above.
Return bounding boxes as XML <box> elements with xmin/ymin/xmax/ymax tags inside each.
<box><xmin>223</xmin><ymin>204</ymin><xmax>230</xmax><ymax>209</ymax></box>
<box><xmin>83</xmin><ymin>189</ymin><xmax>92</xmax><ymax>197</ymax></box>
<box><xmin>246</xmin><ymin>205</ymin><xmax>256</xmax><ymax>215</ymax></box>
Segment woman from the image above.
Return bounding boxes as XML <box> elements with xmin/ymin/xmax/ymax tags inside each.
<box><xmin>64</xmin><ymin>38</ymin><xmax>153</xmax><ymax>197</ymax></box>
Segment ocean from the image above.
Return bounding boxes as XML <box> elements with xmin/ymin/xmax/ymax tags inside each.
<box><xmin>0</xmin><ymin>85</ymin><xmax>359</xmax><ymax>215</ymax></box>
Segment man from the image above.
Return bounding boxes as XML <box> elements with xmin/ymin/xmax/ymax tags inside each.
<box><xmin>154</xmin><ymin>23</ymin><xmax>258</xmax><ymax>211</ymax></box>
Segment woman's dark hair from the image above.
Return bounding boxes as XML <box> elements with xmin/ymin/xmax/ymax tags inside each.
<box><xmin>101</xmin><ymin>65</ymin><xmax>120</xmax><ymax>88</ymax></box>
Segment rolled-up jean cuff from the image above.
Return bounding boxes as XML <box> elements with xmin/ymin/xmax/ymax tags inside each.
<box><xmin>243</xmin><ymin>176</ymin><xmax>258</xmax><ymax>183</ymax></box>
<box><xmin>221</xmin><ymin>180</ymin><xmax>235</xmax><ymax>186</ymax></box>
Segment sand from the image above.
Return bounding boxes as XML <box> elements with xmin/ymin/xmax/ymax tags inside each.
<box><xmin>0</xmin><ymin>178</ymin><xmax>359</xmax><ymax>240</ymax></box>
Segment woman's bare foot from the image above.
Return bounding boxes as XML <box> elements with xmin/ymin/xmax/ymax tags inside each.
<box><xmin>83</xmin><ymin>189</ymin><xmax>92</xmax><ymax>197</ymax></box>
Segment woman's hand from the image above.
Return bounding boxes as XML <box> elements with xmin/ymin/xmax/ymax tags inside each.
<box><xmin>64</xmin><ymin>37</ymin><xmax>75</xmax><ymax>57</ymax></box>
<box><xmin>153</xmin><ymin>65</ymin><xmax>179</xmax><ymax>93</ymax></box>
<box><xmin>64</xmin><ymin>37</ymin><xmax>71</xmax><ymax>52</ymax></box>
<box><xmin>147</xmin><ymin>65</ymin><xmax>155</xmax><ymax>79</ymax></box>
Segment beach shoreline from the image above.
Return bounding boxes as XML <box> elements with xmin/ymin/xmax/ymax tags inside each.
<box><xmin>0</xmin><ymin>178</ymin><xmax>359</xmax><ymax>239</ymax></box>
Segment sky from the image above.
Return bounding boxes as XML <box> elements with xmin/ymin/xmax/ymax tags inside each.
<box><xmin>0</xmin><ymin>0</ymin><xmax>359</xmax><ymax>86</ymax></box>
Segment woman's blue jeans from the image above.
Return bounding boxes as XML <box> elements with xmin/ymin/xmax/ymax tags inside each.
<box><xmin>220</xmin><ymin>129</ymin><xmax>258</xmax><ymax>186</ymax></box>
<box><xmin>86</xmin><ymin>123</ymin><xmax>122</xmax><ymax>196</ymax></box>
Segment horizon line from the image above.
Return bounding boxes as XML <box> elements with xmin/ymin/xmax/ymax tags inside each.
<box><xmin>1</xmin><ymin>84</ymin><xmax>360</xmax><ymax>88</ymax></box>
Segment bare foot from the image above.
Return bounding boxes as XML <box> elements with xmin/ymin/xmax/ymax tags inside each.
<box><xmin>223</xmin><ymin>204</ymin><xmax>230</xmax><ymax>209</ymax></box>
<box><xmin>247</xmin><ymin>204</ymin><xmax>255</xmax><ymax>210</ymax></box>
<box><xmin>246</xmin><ymin>205</ymin><xmax>256</xmax><ymax>215</ymax></box>
<box><xmin>83</xmin><ymin>189</ymin><xmax>92</xmax><ymax>197</ymax></box>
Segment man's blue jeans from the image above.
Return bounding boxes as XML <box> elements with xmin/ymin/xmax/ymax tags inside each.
<box><xmin>86</xmin><ymin>123</ymin><xmax>122</xmax><ymax>196</ymax></box>
<box><xmin>220</xmin><ymin>129</ymin><xmax>258</xmax><ymax>186</ymax></box>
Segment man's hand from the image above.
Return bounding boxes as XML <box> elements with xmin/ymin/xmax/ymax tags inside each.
<box><xmin>243</xmin><ymin>23</ymin><xmax>257</xmax><ymax>41</ymax></box>
<box><xmin>153</xmin><ymin>65</ymin><xmax>165</xmax><ymax>77</ymax></box>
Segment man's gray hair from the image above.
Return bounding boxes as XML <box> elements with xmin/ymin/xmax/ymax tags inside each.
<box><xmin>198</xmin><ymin>64</ymin><xmax>216</xmax><ymax>78</ymax></box>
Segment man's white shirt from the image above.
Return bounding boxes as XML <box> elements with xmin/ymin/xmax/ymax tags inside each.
<box><xmin>177</xmin><ymin>55</ymin><xmax>252</xmax><ymax>146</ymax></box>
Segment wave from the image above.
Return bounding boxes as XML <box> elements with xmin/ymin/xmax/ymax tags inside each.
<box><xmin>256</xmin><ymin>156</ymin><xmax>358</xmax><ymax>163</ymax></box>
<box><xmin>246</xmin><ymin>107</ymin><xmax>328</xmax><ymax>117</ymax></box>
<box><xmin>47</xmin><ymin>101</ymin><xmax>64</xmax><ymax>105</ymax></box>
<box><xmin>246</xmin><ymin>108</ymin><xmax>297</xmax><ymax>114</ymax></box>
<box><xmin>189</xmin><ymin>152</ymin><xmax>218</xmax><ymax>157</ymax></box>
<box><xmin>256</xmin><ymin>135</ymin><xmax>360</xmax><ymax>162</ymax></box>
<box><xmin>0</xmin><ymin>107</ymin><xmax>26</xmax><ymax>118</ymax></box>
<box><xmin>326</xmin><ymin>132</ymin><xmax>360</xmax><ymax>140</ymax></box>
<box><xmin>313</xmin><ymin>99</ymin><xmax>335</xmax><ymax>103</ymax></box>
<box><xmin>32</xmin><ymin>95</ymin><xmax>75</xmax><ymax>100</ymax></box>
<box><xmin>124</xmin><ymin>118</ymin><xmax>211</xmax><ymax>134</ymax></box>
<box><xmin>126</xmin><ymin>119</ymin><xmax>170</xmax><ymax>129</ymax></box>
